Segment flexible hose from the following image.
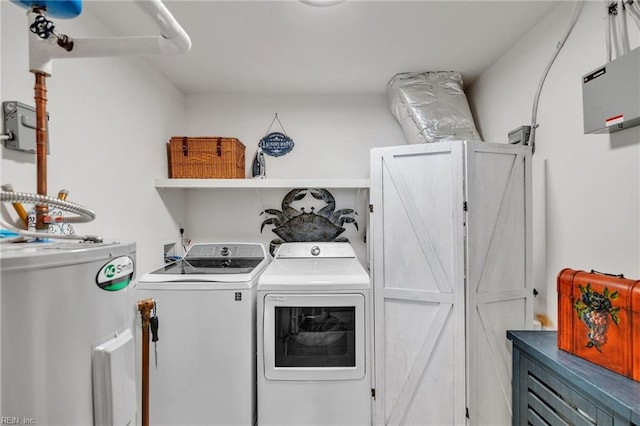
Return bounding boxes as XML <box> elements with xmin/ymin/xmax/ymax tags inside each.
<box><xmin>0</xmin><ymin>190</ymin><xmax>102</xmax><ymax>242</ymax></box>
<box><xmin>0</xmin><ymin>191</ymin><xmax>95</xmax><ymax>222</ymax></box>
<box><xmin>529</xmin><ymin>0</ymin><xmax>585</xmax><ymax>153</ymax></box>
<box><xmin>0</xmin><ymin>215</ymin><xmax>102</xmax><ymax>243</ymax></box>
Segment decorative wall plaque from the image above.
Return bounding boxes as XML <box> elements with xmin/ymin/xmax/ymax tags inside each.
<box><xmin>260</xmin><ymin>113</ymin><xmax>294</xmax><ymax>157</ymax></box>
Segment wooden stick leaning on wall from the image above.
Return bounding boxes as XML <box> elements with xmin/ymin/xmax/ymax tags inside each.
<box><xmin>137</xmin><ymin>298</ymin><xmax>155</xmax><ymax>426</ymax></box>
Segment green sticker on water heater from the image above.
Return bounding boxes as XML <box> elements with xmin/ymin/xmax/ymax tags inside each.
<box><xmin>96</xmin><ymin>256</ymin><xmax>135</xmax><ymax>291</ymax></box>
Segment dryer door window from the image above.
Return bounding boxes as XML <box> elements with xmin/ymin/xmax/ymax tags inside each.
<box><xmin>263</xmin><ymin>293</ymin><xmax>366</xmax><ymax>381</ymax></box>
<box><xmin>274</xmin><ymin>305</ymin><xmax>356</xmax><ymax>368</ymax></box>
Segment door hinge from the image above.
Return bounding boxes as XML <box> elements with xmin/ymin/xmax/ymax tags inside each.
<box><xmin>371</xmin><ymin>388</ymin><xmax>376</xmax><ymax>399</ymax></box>
<box><xmin>463</xmin><ymin>201</ymin><xmax>468</xmax><ymax>212</ymax></box>
<box><xmin>369</xmin><ymin>204</ymin><xmax>374</xmax><ymax>213</ymax></box>
<box><xmin>466</xmin><ymin>407</ymin><xmax>470</xmax><ymax>419</ymax></box>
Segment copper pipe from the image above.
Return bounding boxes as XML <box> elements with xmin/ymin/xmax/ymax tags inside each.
<box><xmin>34</xmin><ymin>72</ymin><xmax>49</xmax><ymax>230</ymax></box>
<box><xmin>137</xmin><ymin>299</ymin><xmax>155</xmax><ymax>426</ymax></box>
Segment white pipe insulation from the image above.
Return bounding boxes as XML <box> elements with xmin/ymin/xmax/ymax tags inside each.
<box><xmin>29</xmin><ymin>0</ymin><xmax>192</xmax><ymax>76</ymax></box>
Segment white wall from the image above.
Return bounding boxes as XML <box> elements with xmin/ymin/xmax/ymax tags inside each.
<box><xmin>469</xmin><ymin>1</ymin><xmax>640</xmax><ymax>327</ymax></box>
<box><xmin>1</xmin><ymin>2</ymin><xmax>188</xmax><ymax>274</ymax></box>
<box><xmin>186</xmin><ymin>94</ymin><xmax>402</xmax><ymax>179</ymax></box>
<box><xmin>174</xmin><ymin>93</ymin><xmax>405</xmax><ymax>262</ymax></box>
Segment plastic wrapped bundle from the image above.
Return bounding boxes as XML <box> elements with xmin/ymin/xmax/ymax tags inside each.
<box><xmin>388</xmin><ymin>71</ymin><xmax>482</xmax><ymax>144</ymax></box>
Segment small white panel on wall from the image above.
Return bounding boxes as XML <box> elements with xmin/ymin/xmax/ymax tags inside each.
<box><xmin>92</xmin><ymin>328</ymin><xmax>137</xmax><ymax>426</ymax></box>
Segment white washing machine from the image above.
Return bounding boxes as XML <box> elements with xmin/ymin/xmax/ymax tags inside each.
<box><xmin>136</xmin><ymin>242</ymin><xmax>269</xmax><ymax>426</ymax></box>
<box><xmin>256</xmin><ymin>242</ymin><xmax>372</xmax><ymax>426</ymax></box>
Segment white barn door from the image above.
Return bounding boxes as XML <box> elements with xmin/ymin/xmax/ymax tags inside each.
<box><xmin>370</xmin><ymin>141</ymin><xmax>532</xmax><ymax>426</ymax></box>
<box><xmin>370</xmin><ymin>142</ymin><xmax>467</xmax><ymax>426</ymax></box>
<box><xmin>464</xmin><ymin>143</ymin><xmax>532</xmax><ymax>425</ymax></box>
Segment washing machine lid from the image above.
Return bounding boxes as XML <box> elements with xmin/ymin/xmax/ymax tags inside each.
<box><xmin>257</xmin><ymin>242</ymin><xmax>370</xmax><ymax>290</ymax></box>
<box><xmin>139</xmin><ymin>243</ymin><xmax>269</xmax><ymax>283</ymax></box>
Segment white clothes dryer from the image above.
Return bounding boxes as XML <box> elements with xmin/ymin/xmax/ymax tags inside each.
<box><xmin>256</xmin><ymin>242</ymin><xmax>372</xmax><ymax>426</ymax></box>
<box><xmin>136</xmin><ymin>242</ymin><xmax>269</xmax><ymax>426</ymax></box>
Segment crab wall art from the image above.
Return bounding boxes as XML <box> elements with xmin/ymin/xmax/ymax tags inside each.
<box><xmin>259</xmin><ymin>188</ymin><xmax>359</xmax><ymax>255</ymax></box>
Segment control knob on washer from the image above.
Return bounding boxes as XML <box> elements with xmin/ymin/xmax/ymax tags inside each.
<box><xmin>310</xmin><ymin>245</ymin><xmax>321</xmax><ymax>256</ymax></box>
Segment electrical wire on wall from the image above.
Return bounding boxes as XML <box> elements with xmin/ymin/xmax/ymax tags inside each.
<box><xmin>623</xmin><ymin>0</ymin><xmax>640</xmax><ymax>38</ymax></box>
<box><xmin>608</xmin><ymin>1</ymin><xmax>622</xmax><ymax>60</ymax></box>
<box><xmin>609</xmin><ymin>0</ymin><xmax>640</xmax><ymax>62</ymax></box>
<box><xmin>619</xmin><ymin>2</ymin><xmax>631</xmax><ymax>55</ymax></box>
<box><xmin>528</xmin><ymin>0</ymin><xmax>584</xmax><ymax>153</ymax></box>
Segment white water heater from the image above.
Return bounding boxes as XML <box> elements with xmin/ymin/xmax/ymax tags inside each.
<box><xmin>0</xmin><ymin>241</ymin><xmax>137</xmax><ymax>425</ymax></box>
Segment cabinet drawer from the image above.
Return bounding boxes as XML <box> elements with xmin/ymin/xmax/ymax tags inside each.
<box><xmin>526</xmin><ymin>361</ymin><xmax>607</xmax><ymax>425</ymax></box>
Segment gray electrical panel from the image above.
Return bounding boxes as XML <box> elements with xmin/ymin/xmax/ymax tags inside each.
<box><xmin>2</xmin><ymin>101</ymin><xmax>49</xmax><ymax>153</ymax></box>
<box><xmin>582</xmin><ymin>47</ymin><xmax>640</xmax><ymax>134</ymax></box>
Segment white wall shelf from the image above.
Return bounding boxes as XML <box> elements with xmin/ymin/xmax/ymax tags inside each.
<box><xmin>154</xmin><ymin>178</ymin><xmax>370</xmax><ymax>189</ymax></box>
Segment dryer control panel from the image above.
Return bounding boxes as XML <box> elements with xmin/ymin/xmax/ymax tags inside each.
<box><xmin>274</xmin><ymin>242</ymin><xmax>355</xmax><ymax>259</ymax></box>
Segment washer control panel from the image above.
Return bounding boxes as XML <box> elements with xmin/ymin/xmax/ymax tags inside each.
<box><xmin>185</xmin><ymin>243</ymin><xmax>265</xmax><ymax>259</ymax></box>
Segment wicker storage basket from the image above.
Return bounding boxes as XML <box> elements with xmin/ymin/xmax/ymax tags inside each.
<box><xmin>167</xmin><ymin>137</ymin><xmax>245</xmax><ymax>179</ymax></box>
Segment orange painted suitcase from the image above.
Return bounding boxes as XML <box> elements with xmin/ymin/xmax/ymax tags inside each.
<box><xmin>557</xmin><ymin>268</ymin><xmax>640</xmax><ymax>381</ymax></box>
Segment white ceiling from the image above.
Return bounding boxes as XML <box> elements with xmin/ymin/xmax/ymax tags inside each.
<box><xmin>83</xmin><ymin>0</ymin><xmax>561</xmax><ymax>95</ymax></box>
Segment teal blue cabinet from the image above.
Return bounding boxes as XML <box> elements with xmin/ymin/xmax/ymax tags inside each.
<box><xmin>508</xmin><ymin>331</ymin><xmax>640</xmax><ymax>426</ymax></box>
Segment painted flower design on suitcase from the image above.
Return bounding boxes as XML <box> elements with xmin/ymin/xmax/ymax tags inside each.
<box><xmin>573</xmin><ymin>283</ymin><xmax>620</xmax><ymax>351</ymax></box>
